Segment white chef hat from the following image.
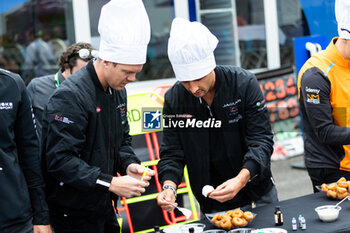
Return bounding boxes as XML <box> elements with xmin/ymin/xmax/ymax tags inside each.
<box><xmin>335</xmin><ymin>0</ymin><xmax>350</xmax><ymax>39</ymax></box>
<box><xmin>98</xmin><ymin>0</ymin><xmax>150</xmax><ymax>64</ymax></box>
<box><xmin>168</xmin><ymin>18</ymin><xmax>218</xmax><ymax>82</ymax></box>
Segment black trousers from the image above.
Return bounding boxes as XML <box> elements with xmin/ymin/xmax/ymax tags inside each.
<box><xmin>50</xmin><ymin>207</ymin><xmax>119</xmax><ymax>233</ymax></box>
<box><xmin>307</xmin><ymin>167</ymin><xmax>350</xmax><ymax>193</ymax></box>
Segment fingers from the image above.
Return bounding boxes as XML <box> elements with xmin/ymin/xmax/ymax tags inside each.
<box><xmin>124</xmin><ymin>186</ymin><xmax>146</xmax><ymax>198</ymax></box>
<box><xmin>211</xmin><ymin>193</ymin><xmax>233</xmax><ymax>203</ymax></box>
<box><xmin>146</xmin><ymin>168</ymin><xmax>156</xmax><ymax>176</ymax></box>
<box><xmin>110</xmin><ymin>175</ymin><xmax>148</xmax><ymax>198</ymax></box>
<box><xmin>210</xmin><ymin>185</ymin><xmax>237</xmax><ymax>202</ymax></box>
<box><xmin>157</xmin><ymin>192</ymin><xmax>177</xmax><ymax>212</ymax></box>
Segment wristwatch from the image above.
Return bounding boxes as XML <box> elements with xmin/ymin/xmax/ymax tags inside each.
<box><xmin>162</xmin><ymin>184</ymin><xmax>177</xmax><ymax>198</ymax></box>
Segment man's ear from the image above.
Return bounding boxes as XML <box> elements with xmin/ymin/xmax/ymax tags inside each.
<box><xmin>103</xmin><ymin>60</ymin><xmax>111</xmax><ymax>69</ymax></box>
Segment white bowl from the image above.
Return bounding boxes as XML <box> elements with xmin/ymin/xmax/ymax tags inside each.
<box><xmin>180</xmin><ymin>223</ymin><xmax>206</xmax><ymax>233</ymax></box>
<box><xmin>203</xmin><ymin>230</ymin><xmax>227</xmax><ymax>233</ymax></box>
<box><xmin>228</xmin><ymin>228</ymin><xmax>254</xmax><ymax>233</ymax></box>
<box><xmin>163</xmin><ymin>225</ymin><xmax>181</xmax><ymax>233</ymax></box>
<box><xmin>315</xmin><ymin>205</ymin><xmax>341</xmax><ymax>222</ymax></box>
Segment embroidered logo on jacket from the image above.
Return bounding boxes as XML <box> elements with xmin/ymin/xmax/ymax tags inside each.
<box><xmin>0</xmin><ymin>102</ymin><xmax>13</xmax><ymax>110</ymax></box>
<box><xmin>54</xmin><ymin>115</ymin><xmax>74</xmax><ymax>124</ymax></box>
<box><xmin>306</xmin><ymin>94</ymin><xmax>320</xmax><ymax>104</ymax></box>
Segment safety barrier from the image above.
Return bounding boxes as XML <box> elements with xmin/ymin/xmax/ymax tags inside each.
<box><xmin>117</xmin><ymin>89</ymin><xmax>201</xmax><ymax>232</ymax></box>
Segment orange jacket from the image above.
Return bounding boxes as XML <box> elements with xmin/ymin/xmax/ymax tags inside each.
<box><xmin>298</xmin><ymin>37</ymin><xmax>350</xmax><ymax>171</ymax></box>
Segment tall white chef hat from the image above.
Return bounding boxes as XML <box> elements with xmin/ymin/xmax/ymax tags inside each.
<box><xmin>335</xmin><ymin>0</ymin><xmax>350</xmax><ymax>39</ymax></box>
<box><xmin>168</xmin><ymin>18</ymin><xmax>218</xmax><ymax>81</ymax></box>
<box><xmin>98</xmin><ymin>0</ymin><xmax>151</xmax><ymax>64</ymax></box>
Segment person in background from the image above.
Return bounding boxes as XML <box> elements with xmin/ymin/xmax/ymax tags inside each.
<box><xmin>23</xmin><ymin>28</ymin><xmax>56</xmax><ymax>84</ymax></box>
<box><xmin>27</xmin><ymin>42</ymin><xmax>97</xmax><ymax>143</ymax></box>
<box><xmin>0</xmin><ymin>68</ymin><xmax>52</xmax><ymax>233</ymax></box>
<box><xmin>157</xmin><ymin>18</ymin><xmax>277</xmax><ymax>215</ymax></box>
<box><xmin>40</xmin><ymin>0</ymin><xmax>155</xmax><ymax>232</ymax></box>
<box><xmin>297</xmin><ymin>0</ymin><xmax>350</xmax><ymax>192</ymax></box>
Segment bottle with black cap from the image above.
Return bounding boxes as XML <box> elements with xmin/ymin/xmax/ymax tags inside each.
<box><xmin>274</xmin><ymin>206</ymin><xmax>283</xmax><ymax>226</ymax></box>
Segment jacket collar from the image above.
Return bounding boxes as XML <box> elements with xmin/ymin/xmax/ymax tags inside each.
<box><xmin>213</xmin><ymin>66</ymin><xmax>222</xmax><ymax>95</ymax></box>
<box><xmin>57</xmin><ymin>70</ymin><xmax>65</xmax><ymax>84</ymax></box>
<box><xmin>326</xmin><ymin>37</ymin><xmax>350</xmax><ymax>68</ymax></box>
<box><xmin>86</xmin><ymin>59</ymin><xmax>106</xmax><ymax>92</ymax></box>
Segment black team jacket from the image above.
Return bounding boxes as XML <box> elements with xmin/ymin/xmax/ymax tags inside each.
<box><xmin>0</xmin><ymin>68</ymin><xmax>49</xmax><ymax>229</ymax></box>
<box><xmin>158</xmin><ymin>65</ymin><xmax>274</xmax><ymax>213</ymax></box>
<box><xmin>41</xmin><ymin>60</ymin><xmax>139</xmax><ymax>217</ymax></box>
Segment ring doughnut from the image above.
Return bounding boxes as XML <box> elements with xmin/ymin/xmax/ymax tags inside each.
<box><xmin>219</xmin><ymin>216</ymin><xmax>232</xmax><ymax>230</ymax></box>
<box><xmin>232</xmin><ymin>208</ymin><xmax>243</xmax><ymax>218</ymax></box>
<box><xmin>328</xmin><ymin>183</ymin><xmax>337</xmax><ymax>191</ymax></box>
<box><xmin>337</xmin><ymin>186</ymin><xmax>347</xmax><ymax>194</ymax></box>
<box><xmin>232</xmin><ymin>217</ymin><xmax>245</xmax><ymax>227</ymax></box>
<box><xmin>225</xmin><ymin>210</ymin><xmax>235</xmax><ymax>218</ymax></box>
<box><xmin>243</xmin><ymin>211</ymin><xmax>254</xmax><ymax>221</ymax></box>
<box><xmin>337</xmin><ymin>191</ymin><xmax>349</xmax><ymax>199</ymax></box>
<box><xmin>211</xmin><ymin>214</ymin><xmax>221</xmax><ymax>222</ymax></box>
<box><xmin>338</xmin><ymin>181</ymin><xmax>348</xmax><ymax>189</ymax></box>
<box><xmin>327</xmin><ymin>190</ymin><xmax>337</xmax><ymax>199</ymax></box>
<box><xmin>321</xmin><ymin>183</ymin><xmax>328</xmax><ymax>192</ymax></box>
<box><xmin>337</xmin><ymin>177</ymin><xmax>346</xmax><ymax>184</ymax></box>
<box><xmin>241</xmin><ymin>218</ymin><xmax>248</xmax><ymax>226</ymax></box>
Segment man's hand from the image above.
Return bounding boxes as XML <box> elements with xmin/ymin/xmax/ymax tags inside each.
<box><xmin>209</xmin><ymin>168</ymin><xmax>250</xmax><ymax>203</ymax></box>
<box><xmin>156</xmin><ymin>189</ymin><xmax>177</xmax><ymax>212</ymax></box>
<box><xmin>33</xmin><ymin>225</ymin><xmax>52</xmax><ymax>233</ymax></box>
<box><xmin>126</xmin><ymin>163</ymin><xmax>156</xmax><ymax>186</ymax></box>
<box><xmin>108</xmin><ymin>175</ymin><xmax>148</xmax><ymax>198</ymax></box>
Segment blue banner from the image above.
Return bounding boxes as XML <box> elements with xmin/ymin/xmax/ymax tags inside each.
<box><xmin>299</xmin><ymin>0</ymin><xmax>337</xmax><ymax>43</ymax></box>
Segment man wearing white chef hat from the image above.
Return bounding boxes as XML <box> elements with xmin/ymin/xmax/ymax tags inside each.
<box><xmin>298</xmin><ymin>0</ymin><xmax>350</xmax><ymax>193</ymax></box>
<box><xmin>41</xmin><ymin>0</ymin><xmax>155</xmax><ymax>232</ymax></box>
<box><xmin>157</xmin><ymin>18</ymin><xmax>278</xmax><ymax>214</ymax></box>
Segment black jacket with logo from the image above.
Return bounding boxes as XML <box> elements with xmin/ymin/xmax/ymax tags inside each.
<box><xmin>158</xmin><ymin>66</ymin><xmax>274</xmax><ymax>212</ymax></box>
<box><xmin>0</xmin><ymin>68</ymin><xmax>49</xmax><ymax>229</ymax></box>
<box><xmin>41</xmin><ymin>60</ymin><xmax>139</xmax><ymax>216</ymax></box>
<box><xmin>27</xmin><ymin>71</ymin><xmax>65</xmax><ymax>143</ymax></box>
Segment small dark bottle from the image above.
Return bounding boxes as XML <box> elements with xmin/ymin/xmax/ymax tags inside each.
<box><xmin>154</xmin><ymin>225</ymin><xmax>161</xmax><ymax>233</ymax></box>
<box><xmin>274</xmin><ymin>206</ymin><xmax>283</xmax><ymax>226</ymax></box>
<box><xmin>189</xmin><ymin>227</ymin><xmax>195</xmax><ymax>233</ymax></box>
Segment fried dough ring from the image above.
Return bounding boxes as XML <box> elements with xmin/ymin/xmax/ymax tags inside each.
<box><xmin>243</xmin><ymin>211</ymin><xmax>254</xmax><ymax>221</ymax></box>
<box><xmin>337</xmin><ymin>186</ymin><xmax>347</xmax><ymax>194</ymax></box>
<box><xmin>337</xmin><ymin>191</ymin><xmax>349</xmax><ymax>199</ymax></box>
<box><xmin>328</xmin><ymin>183</ymin><xmax>337</xmax><ymax>191</ymax></box>
<box><xmin>327</xmin><ymin>190</ymin><xmax>337</xmax><ymax>198</ymax></box>
<box><xmin>211</xmin><ymin>214</ymin><xmax>222</xmax><ymax>222</ymax></box>
<box><xmin>232</xmin><ymin>208</ymin><xmax>244</xmax><ymax>218</ymax></box>
<box><xmin>241</xmin><ymin>218</ymin><xmax>248</xmax><ymax>226</ymax></box>
<box><xmin>337</xmin><ymin>177</ymin><xmax>346</xmax><ymax>184</ymax></box>
<box><xmin>225</xmin><ymin>210</ymin><xmax>235</xmax><ymax>218</ymax></box>
<box><xmin>232</xmin><ymin>217</ymin><xmax>245</xmax><ymax>227</ymax></box>
<box><xmin>338</xmin><ymin>181</ymin><xmax>348</xmax><ymax>189</ymax></box>
<box><xmin>219</xmin><ymin>215</ymin><xmax>232</xmax><ymax>230</ymax></box>
<box><xmin>321</xmin><ymin>183</ymin><xmax>328</xmax><ymax>192</ymax></box>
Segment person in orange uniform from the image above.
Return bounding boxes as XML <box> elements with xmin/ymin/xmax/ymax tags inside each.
<box><xmin>297</xmin><ymin>0</ymin><xmax>350</xmax><ymax>192</ymax></box>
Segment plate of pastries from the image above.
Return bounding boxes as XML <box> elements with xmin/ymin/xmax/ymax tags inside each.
<box><xmin>206</xmin><ymin>208</ymin><xmax>256</xmax><ymax>230</ymax></box>
<box><xmin>319</xmin><ymin>177</ymin><xmax>350</xmax><ymax>199</ymax></box>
